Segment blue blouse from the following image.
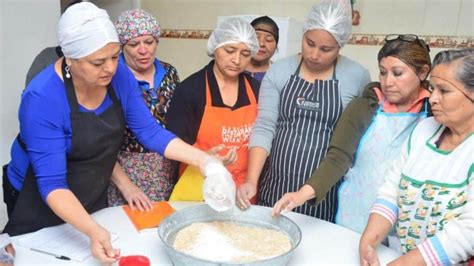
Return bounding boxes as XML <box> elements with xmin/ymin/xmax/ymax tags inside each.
<box><xmin>7</xmin><ymin>61</ymin><xmax>176</xmax><ymax>201</ymax></box>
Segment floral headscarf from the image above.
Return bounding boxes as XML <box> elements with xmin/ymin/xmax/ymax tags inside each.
<box><xmin>115</xmin><ymin>9</ymin><xmax>161</xmax><ymax>45</ymax></box>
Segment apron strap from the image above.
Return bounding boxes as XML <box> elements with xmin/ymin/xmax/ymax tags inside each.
<box><xmin>204</xmin><ymin>70</ymin><xmax>212</xmax><ymax>107</ymax></box>
<box><xmin>294</xmin><ymin>57</ymin><xmax>304</xmax><ymax>76</ymax></box>
<box><xmin>243</xmin><ymin>77</ymin><xmax>257</xmax><ymax>104</ymax></box>
<box><xmin>294</xmin><ymin>57</ymin><xmax>338</xmax><ymax>79</ymax></box>
<box><xmin>332</xmin><ymin>58</ymin><xmax>338</xmax><ymax>80</ymax></box>
<box><xmin>61</xmin><ymin>59</ymin><xmax>80</xmax><ymax>113</ymax></box>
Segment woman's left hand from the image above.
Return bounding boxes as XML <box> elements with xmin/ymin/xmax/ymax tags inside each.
<box><xmin>207</xmin><ymin>144</ymin><xmax>237</xmax><ymax>165</ymax></box>
<box><xmin>121</xmin><ymin>184</ymin><xmax>153</xmax><ymax>212</ymax></box>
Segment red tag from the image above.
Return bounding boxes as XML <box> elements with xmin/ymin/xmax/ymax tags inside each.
<box><xmin>119</xmin><ymin>255</ymin><xmax>150</xmax><ymax>266</ymax></box>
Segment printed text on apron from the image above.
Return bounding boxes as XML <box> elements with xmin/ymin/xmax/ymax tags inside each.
<box><xmin>259</xmin><ymin>59</ymin><xmax>343</xmax><ymax>221</ymax></box>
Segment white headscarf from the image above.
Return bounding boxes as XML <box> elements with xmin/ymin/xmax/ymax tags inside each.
<box><xmin>207</xmin><ymin>17</ymin><xmax>259</xmax><ymax>57</ymax></box>
<box><xmin>303</xmin><ymin>0</ymin><xmax>352</xmax><ymax>47</ymax></box>
<box><xmin>57</xmin><ymin>2</ymin><xmax>119</xmax><ymax>59</ymax></box>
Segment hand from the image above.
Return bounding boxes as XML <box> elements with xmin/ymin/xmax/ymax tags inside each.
<box><xmin>0</xmin><ymin>244</ymin><xmax>15</xmax><ymax>266</ymax></box>
<box><xmin>236</xmin><ymin>182</ymin><xmax>257</xmax><ymax>209</ymax></box>
<box><xmin>207</xmin><ymin>144</ymin><xmax>237</xmax><ymax>165</ymax></box>
<box><xmin>201</xmin><ymin>158</ymin><xmax>235</xmax><ymax>212</ymax></box>
<box><xmin>272</xmin><ymin>191</ymin><xmax>306</xmax><ymax>216</ymax></box>
<box><xmin>120</xmin><ymin>183</ymin><xmax>153</xmax><ymax>212</ymax></box>
<box><xmin>88</xmin><ymin>226</ymin><xmax>120</xmax><ymax>263</ymax></box>
<box><xmin>360</xmin><ymin>244</ymin><xmax>380</xmax><ymax>266</ymax></box>
<box><xmin>4</xmin><ymin>245</ymin><xmax>14</xmax><ymax>258</ymax></box>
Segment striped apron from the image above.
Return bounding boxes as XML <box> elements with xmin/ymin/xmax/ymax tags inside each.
<box><xmin>258</xmin><ymin>60</ymin><xmax>343</xmax><ymax>221</ymax></box>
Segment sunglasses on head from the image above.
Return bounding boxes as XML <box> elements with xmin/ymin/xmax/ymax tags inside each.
<box><xmin>385</xmin><ymin>34</ymin><xmax>430</xmax><ymax>52</ymax></box>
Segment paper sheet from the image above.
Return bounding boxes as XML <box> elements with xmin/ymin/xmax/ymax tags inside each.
<box><xmin>18</xmin><ymin>223</ymin><xmax>117</xmax><ymax>262</ymax></box>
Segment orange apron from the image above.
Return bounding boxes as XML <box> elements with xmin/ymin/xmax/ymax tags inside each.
<box><xmin>169</xmin><ymin>73</ymin><xmax>257</xmax><ymax>202</ymax></box>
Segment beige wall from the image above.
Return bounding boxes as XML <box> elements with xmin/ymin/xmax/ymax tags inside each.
<box><xmin>141</xmin><ymin>0</ymin><xmax>473</xmax><ymax>80</ymax></box>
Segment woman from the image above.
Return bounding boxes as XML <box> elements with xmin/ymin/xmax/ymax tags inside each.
<box><xmin>167</xmin><ymin>17</ymin><xmax>260</xmax><ymax>202</ymax></box>
<box><xmin>273</xmin><ymin>35</ymin><xmax>432</xmax><ymax>235</ymax></box>
<box><xmin>1</xmin><ymin>3</ymin><xmax>230</xmax><ymax>263</ymax></box>
<box><xmin>359</xmin><ymin>48</ymin><xmax>473</xmax><ymax>265</ymax></box>
<box><xmin>237</xmin><ymin>0</ymin><xmax>371</xmax><ymax>220</ymax></box>
<box><xmin>245</xmin><ymin>16</ymin><xmax>279</xmax><ymax>82</ymax></box>
<box><xmin>107</xmin><ymin>9</ymin><xmax>180</xmax><ymax>206</ymax></box>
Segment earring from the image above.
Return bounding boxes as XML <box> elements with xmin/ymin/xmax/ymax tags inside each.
<box><xmin>65</xmin><ymin>65</ymin><xmax>71</xmax><ymax>79</ymax></box>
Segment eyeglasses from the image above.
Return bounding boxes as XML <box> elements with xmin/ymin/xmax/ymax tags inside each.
<box><xmin>385</xmin><ymin>34</ymin><xmax>430</xmax><ymax>52</ymax></box>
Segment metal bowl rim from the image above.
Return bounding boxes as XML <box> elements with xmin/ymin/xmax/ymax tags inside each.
<box><xmin>158</xmin><ymin>204</ymin><xmax>302</xmax><ymax>265</ymax></box>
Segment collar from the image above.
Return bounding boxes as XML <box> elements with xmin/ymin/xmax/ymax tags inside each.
<box><xmin>119</xmin><ymin>53</ymin><xmax>165</xmax><ymax>89</ymax></box>
<box><xmin>374</xmin><ymin>86</ymin><xmax>430</xmax><ymax>113</ymax></box>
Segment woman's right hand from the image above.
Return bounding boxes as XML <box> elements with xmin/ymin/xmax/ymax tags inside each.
<box><xmin>272</xmin><ymin>185</ymin><xmax>316</xmax><ymax>216</ymax></box>
<box><xmin>236</xmin><ymin>181</ymin><xmax>257</xmax><ymax>209</ymax></box>
<box><xmin>88</xmin><ymin>226</ymin><xmax>120</xmax><ymax>263</ymax></box>
<box><xmin>359</xmin><ymin>244</ymin><xmax>380</xmax><ymax>266</ymax></box>
<box><xmin>272</xmin><ymin>192</ymin><xmax>306</xmax><ymax>216</ymax></box>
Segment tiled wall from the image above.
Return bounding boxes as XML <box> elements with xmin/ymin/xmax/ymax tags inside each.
<box><xmin>141</xmin><ymin>0</ymin><xmax>473</xmax><ymax>79</ymax></box>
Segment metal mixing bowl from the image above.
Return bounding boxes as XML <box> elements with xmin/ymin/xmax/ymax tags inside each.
<box><xmin>158</xmin><ymin>204</ymin><xmax>302</xmax><ymax>266</ymax></box>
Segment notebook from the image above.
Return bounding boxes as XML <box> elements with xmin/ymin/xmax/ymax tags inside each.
<box><xmin>122</xmin><ymin>201</ymin><xmax>176</xmax><ymax>231</ymax></box>
<box><xmin>18</xmin><ymin>223</ymin><xmax>118</xmax><ymax>262</ymax></box>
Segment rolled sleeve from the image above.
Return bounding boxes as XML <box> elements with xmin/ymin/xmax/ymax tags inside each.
<box><xmin>418</xmin><ymin>236</ymin><xmax>451</xmax><ymax>266</ymax></box>
<box><xmin>370</xmin><ymin>198</ymin><xmax>398</xmax><ymax>225</ymax></box>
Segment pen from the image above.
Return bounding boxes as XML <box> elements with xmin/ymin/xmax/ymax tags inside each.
<box><xmin>30</xmin><ymin>248</ymin><xmax>71</xmax><ymax>261</ymax></box>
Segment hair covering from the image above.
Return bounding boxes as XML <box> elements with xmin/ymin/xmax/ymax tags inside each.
<box><xmin>251</xmin><ymin>16</ymin><xmax>280</xmax><ymax>45</ymax></box>
<box><xmin>303</xmin><ymin>0</ymin><xmax>352</xmax><ymax>47</ymax></box>
<box><xmin>57</xmin><ymin>2</ymin><xmax>118</xmax><ymax>59</ymax></box>
<box><xmin>378</xmin><ymin>37</ymin><xmax>431</xmax><ymax>78</ymax></box>
<box><xmin>115</xmin><ymin>9</ymin><xmax>161</xmax><ymax>45</ymax></box>
<box><xmin>207</xmin><ymin>17</ymin><xmax>259</xmax><ymax>57</ymax></box>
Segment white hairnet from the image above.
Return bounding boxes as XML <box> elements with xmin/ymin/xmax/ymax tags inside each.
<box><xmin>58</xmin><ymin>2</ymin><xmax>119</xmax><ymax>59</ymax></box>
<box><xmin>303</xmin><ymin>0</ymin><xmax>352</xmax><ymax>47</ymax></box>
<box><xmin>207</xmin><ymin>17</ymin><xmax>259</xmax><ymax>57</ymax></box>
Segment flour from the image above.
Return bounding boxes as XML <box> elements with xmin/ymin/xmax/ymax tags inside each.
<box><xmin>173</xmin><ymin>221</ymin><xmax>292</xmax><ymax>263</ymax></box>
<box><xmin>187</xmin><ymin>224</ymin><xmax>248</xmax><ymax>262</ymax></box>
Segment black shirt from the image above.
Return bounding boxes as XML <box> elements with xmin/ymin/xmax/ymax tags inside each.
<box><xmin>167</xmin><ymin>60</ymin><xmax>260</xmax><ymax>144</ymax></box>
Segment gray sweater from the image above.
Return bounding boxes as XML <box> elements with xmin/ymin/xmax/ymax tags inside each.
<box><xmin>249</xmin><ymin>54</ymin><xmax>371</xmax><ymax>153</ymax></box>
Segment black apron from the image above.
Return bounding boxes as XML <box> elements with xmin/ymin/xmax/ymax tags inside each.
<box><xmin>3</xmin><ymin>60</ymin><xmax>125</xmax><ymax>236</ymax></box>
<box><xmin>258</xmin><ymin>59</ymin><xmax>343</xmax><ymax>221</ymax></box>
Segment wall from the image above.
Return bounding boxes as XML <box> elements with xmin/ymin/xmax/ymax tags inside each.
<box><xmin>0</xmin><ymin>0</ymin><xmax>472</xmax><ymax>230</ymax></box>
<box><xmin>141</xmin><ymin>0</ymin><xmax>473</xmax><ymax>79</ymax></box>
<box><xmin>0</xmin><ymin>0</ymin><xmax>140</xmax><ymax>230</ymax></box>
<box><xmin>0</xmin><ymin>0</ymin><xmax>61</xmax><ymax>229</ymax></box>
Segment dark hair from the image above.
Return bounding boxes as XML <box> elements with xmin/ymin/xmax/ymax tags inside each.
<box><xmin>378</xmin><ymin>37</ymin><xmax>431</xmax><ymax>78</ymax></box>
<box><xmin>432</xmin><ymin>48</ymin><xmax>474</xmax><ymax>92</ymax></box>
<box><xmin>62</xmin><ymin>0</ymin><xmax>83</xmax><ymax>14</ymax></box>
<box><xmin>251</xmin><ymin>16</ymin><xmax>279</xmax><ymax>44</ymax></box>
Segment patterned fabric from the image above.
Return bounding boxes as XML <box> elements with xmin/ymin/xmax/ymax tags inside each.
<box><xmin>108</xmin><ymin>151</ymin><xmax>177</xmax><ymax>204</ymax></box>
<box><xmin>108</xmin><ymin>60</ymin><xmax>179</xmax><ymax>206</ymax></box>
<box><xmin>115</xmin><ymin>9</ymin><xmax>161</xmax><ymax>45</ymax></box>
<box><xmin>120</xmin><ymin>61</ymin><xmax>179</xmax><ymax>153</ymax></box>
<box><xmin>371</xmin><ymin>118</ymin><xmax>473</xmax><ymax>264</ymax></box>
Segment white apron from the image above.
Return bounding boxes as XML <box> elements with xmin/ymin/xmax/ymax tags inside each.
<box><xmin>336</xmin><ymin>100</ymin><xmax>428</xmax><ymax>233</ymax></box>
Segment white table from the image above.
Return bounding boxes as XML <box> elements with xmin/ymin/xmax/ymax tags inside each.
<box><xmin>11</xmin><ymin>202</ymin><xmax>401</xmax><ymax>265</ymax></box>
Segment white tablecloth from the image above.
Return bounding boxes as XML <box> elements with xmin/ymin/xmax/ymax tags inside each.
<box><xmin>11</xmin><ymin>202</ymin><xmax>400</xmax><ymax>265</ymax></box>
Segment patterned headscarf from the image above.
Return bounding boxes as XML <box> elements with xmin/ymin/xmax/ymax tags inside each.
<box><xmin>115</xmin><ymin>9</ymin><xmax>161</xmax><ymax>45</ymax></box>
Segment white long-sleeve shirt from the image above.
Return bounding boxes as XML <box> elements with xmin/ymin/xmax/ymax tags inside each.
<box><xmin>371</xmin><ymin>117</ymin><xmax>473</xmax><ymax>265</ymax></box>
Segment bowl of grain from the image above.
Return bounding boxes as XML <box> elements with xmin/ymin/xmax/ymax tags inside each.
<box><xmin>158</xmin><ymin>204</ymin><xmax>301</xmax><ymax>266</ymax></box>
